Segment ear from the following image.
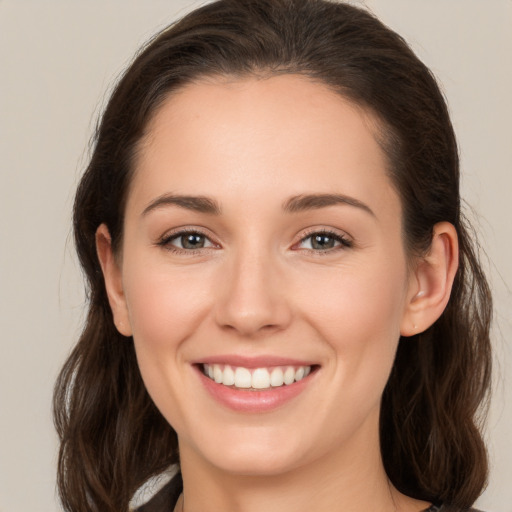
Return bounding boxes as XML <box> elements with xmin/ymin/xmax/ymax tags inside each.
<box><xmin>400</xmin><ymin>222</ymin><xmax>459</xmax><ymax>337</ymax></box>
<box><xmin>95</xmin><ymin>224</ymin><xmax>133</xmax><ymax>337</ymax></box>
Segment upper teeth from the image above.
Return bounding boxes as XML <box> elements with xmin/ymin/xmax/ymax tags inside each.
<box><xmin>203</xmin><ymin>364</ymin><xmax>311</xmax><ymax>389</ymax></box>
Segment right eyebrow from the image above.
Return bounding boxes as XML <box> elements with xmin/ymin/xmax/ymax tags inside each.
<box><xmin>141</xmin><ymin>193</ymin><xmax>222</xmax><ymax>217</ymax></box>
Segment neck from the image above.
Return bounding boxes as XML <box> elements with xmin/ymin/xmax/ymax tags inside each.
<box><xmin>177</xmin><ymin>414</ymin><xmax>425</xmax><ymax>512</ymax></box>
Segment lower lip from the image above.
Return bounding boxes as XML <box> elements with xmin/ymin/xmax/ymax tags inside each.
<box><xmin>195</xmin><ymin>366</ymin><xmax>316</xmax><ymax>413</ymax></box>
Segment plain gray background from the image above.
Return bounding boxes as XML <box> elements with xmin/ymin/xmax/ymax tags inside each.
<box><xmin>1</xmin><ymin>1</ymin><xmax>511</xmax><ymax>511</ymax></box>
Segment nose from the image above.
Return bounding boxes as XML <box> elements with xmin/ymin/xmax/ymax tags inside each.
<box><xmin>214</xmin><ymin>246</ymin><xmax>293</xmax><ymax>338</ymax></box>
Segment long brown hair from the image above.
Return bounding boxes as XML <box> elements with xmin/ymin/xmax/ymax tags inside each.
<box><xmin>53</xmin><ymin>1</ymin><xmax>492</xmax><ymax>510</ymax></box>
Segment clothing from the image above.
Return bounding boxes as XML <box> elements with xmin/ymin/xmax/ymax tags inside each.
<box><xmin>136</xmin><ymin>473</ymin><xmax>182</xmax><ymax>512</ymax></box>
<box><xmin>135</xmin><ymin>473</ymin><xmax>484</xmax><ymax>512</ymax></box>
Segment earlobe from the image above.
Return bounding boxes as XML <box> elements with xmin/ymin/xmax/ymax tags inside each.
<box><xmin>400</xmin><ymin>222</ymin><xmax>459</xmax><ymax>337</ymax></box>
<box><xmin>95</xmin><ymin>224</ymin><xmax>133</xmax><ymax>337</ymax></box>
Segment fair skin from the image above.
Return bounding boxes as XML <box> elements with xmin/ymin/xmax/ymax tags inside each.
<box><xmin>97</xmin><ymin>75</ymin><xmax>458</xmax><ymax>512</ymax></box>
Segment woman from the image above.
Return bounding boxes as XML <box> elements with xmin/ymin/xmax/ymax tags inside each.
<box><xmin>53</xmin><ymin>0</ymin><xmax>492</xmax><ymax>511</ymax></box>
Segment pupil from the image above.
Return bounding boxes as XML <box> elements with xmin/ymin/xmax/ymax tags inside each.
<box><xmin>182</xmin><ymin>234</ymin><xmax>204</xmax><ymax>249</ymax></box>
<box><xmin>312</xmin><ymin>234</ymin><xmax>334</xmax><ymax>250</ymax></box>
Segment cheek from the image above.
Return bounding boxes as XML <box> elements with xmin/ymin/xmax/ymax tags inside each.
<box><xmin>122</xmin><ymin>261</ymin><xmax>215</xmax><ymax>415</ymax></box>
<box><xmin>301</xmin><ymin>257</ymin><xmax>406</xmax><ymax>333</ymax></box>
<box><xmin>296</xmin><ymin>256</ymin><xmax>408</xmax><ymax>385</ymax></box>
<box><xmin>124</xmin><ymin>265</ymin><xmax>210</xmax><ymax>350</ymax></box>
<box><xmin>122</xmin><ymin>262</ymin><xmax>216</xmax><ymax>428</ymax></box>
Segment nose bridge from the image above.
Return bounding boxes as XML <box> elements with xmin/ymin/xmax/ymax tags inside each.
<box><xmin>214</xmin><ymin>238</ymin><xmax>291</xmax><ymax>336</ymax></box>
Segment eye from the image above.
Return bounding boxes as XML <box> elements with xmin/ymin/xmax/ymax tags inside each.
<box><xmin>297</xmin><ymin>230</ymin><xmax>352</xmax><ymax>252</ymax></box>
<box><xmin>158</xmin><ymin>230</ymin><xmax>216</xmax><ymax>252</ymax></box>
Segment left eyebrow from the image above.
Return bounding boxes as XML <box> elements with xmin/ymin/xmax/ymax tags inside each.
<box><xmin>282</xmin><ymin>193</ymin><xmax>375</xmax><ymax>217</ymax></box>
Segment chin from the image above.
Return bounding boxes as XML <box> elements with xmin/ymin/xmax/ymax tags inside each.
<box><xmin>207</xmin><ymin>448</ymin><xmax>307</xmax><ymax>477</ymax></box>
<box><xmin>185</xmin><ymin>426</ymin><xmax>313</xmax><ymax>477</ymax></box>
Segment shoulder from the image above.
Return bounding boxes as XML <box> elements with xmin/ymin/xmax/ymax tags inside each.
<box><xmin>429</xmin><ymin>506</ymin><xmax>486</xmax><ymax>512</ymax></box>
<box><xmin>134</xmin><ymin>483</ymin><xmax>487</xmax><ymax>512</ymax></box>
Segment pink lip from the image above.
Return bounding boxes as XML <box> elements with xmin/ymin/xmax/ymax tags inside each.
<box><xmin>193</xmin><ymin>364</ymin><xmax>317</xmax><ymax>413</ymax></box>
<box><xmin>193</xmin><ymin>354</ymin><xmax>316</xmax><ymax>368</ymax></box>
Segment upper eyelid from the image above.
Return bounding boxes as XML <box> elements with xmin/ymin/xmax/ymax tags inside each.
<box><xmin>294</xmin><ymin>231</ymin><xmax>352</xmax><ymax>251</ymax></box>
<box><xmin>160</xmin><ymin>226</ymin><xmax>214</xmax><ymax>242</ymax></box>
<box><xmin>296</xmin><ymin>227</ymin><xmax>353</xmax><ymax>244</ymax></box>
<box><xmin>158</xmin><ymin>229</ymin><xmax>217</xmax><ymax>253</ymax></box>
<box><xmin>294</xmin><ymin>227</ymin><xmax>354</xmax><ymax>247</ymax></box>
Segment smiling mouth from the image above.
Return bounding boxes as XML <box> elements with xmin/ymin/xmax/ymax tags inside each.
<box><xmin>201</xmin><ymin>363</ymin><xmax>317</xmax><ymax>390</ymax></box>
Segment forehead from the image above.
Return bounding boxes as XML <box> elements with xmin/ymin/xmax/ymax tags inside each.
<box><xmin>128</xmin><ymin>74</ymin><xmax>399</xmax><ymax>222</ymax></box>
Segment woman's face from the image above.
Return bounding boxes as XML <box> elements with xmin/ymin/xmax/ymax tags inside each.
<box><xmin>114</xmin><ymin>75</ymin><xmax>416</xmax><ymax>475</ymax></box>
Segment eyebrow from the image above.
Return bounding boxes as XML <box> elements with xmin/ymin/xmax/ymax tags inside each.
<box><xmin>142</xmin><ymin>192</ymin><xmax>374</xmax><ymax>217</ymax></box>
<box><xmin>282</xmin><ymin>193</ymin><xmax>375</xmax><ymax>217</ymax></box>
<box><xmin>142</xmin><ymin>194</ymin><xmax>222</xmax><ymax>216</ymax></box>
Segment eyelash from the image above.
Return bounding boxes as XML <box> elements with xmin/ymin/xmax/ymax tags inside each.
<box><xmin>296</xmin><ymin>228</ymin><xmax>353</xmax><ymax>254</ymax></box>
<box><xmin>157</xmin><ymin>228</ymin><xmax>353</xmax><ymax>255</ymax></box>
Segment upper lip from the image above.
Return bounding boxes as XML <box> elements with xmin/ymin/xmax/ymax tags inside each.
<box><xmin>193</xmin><ymin>355</ymin><xmax>317</xmax><ymax>368</ymax></box>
